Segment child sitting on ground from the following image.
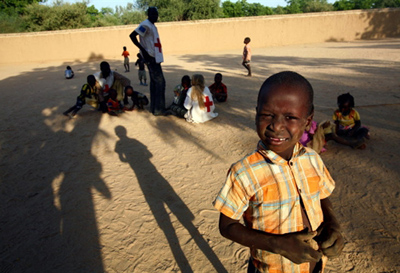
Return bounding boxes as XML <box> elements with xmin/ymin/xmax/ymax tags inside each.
<box><xmin>300</xmin><ymin>120</ymin><xmax>331</xmax><ymax>153</ymax></box>
<box><xmin>325</xmin><ymin>92</ymin><xmax>369</xmax><ymax>149</ymax></box>
<box><xmin>63</xmin><ymin>75</ymin><xmax>97</xmax><ymax>118</ymax></box>
<box><xmin>123</xmin><ymin>85</ymin><xmax>149</xmax><ymax>110</ymax></box>
<box><xmin>167</xmin><ymin>75</ymin><xmax>191</xmax><ymax>118</ymax></box>
<box><xmin>214</xmin><ymin>71</ymin><xmax>343</xmax><ymax>273</ymax></box>
<box><xmin>209</xmin><ymin>73</ymin><xmax>227</xmax><ymax>102</ymax></box>
<box><xmin>107</xmin><ymin>89</ymin><xmax>124</xmax><ymax>116</ymax></box>
<box><xmin>184</xmin><ymin>74</ymin><xmax>218</xmax><ymax>123</ymax></box>
<box><xmin>65</xmin><ymin>66</ymin><xmax>74</xmax><ymax>79</ymax></box>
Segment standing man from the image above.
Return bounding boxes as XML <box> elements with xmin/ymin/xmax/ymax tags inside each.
<box><xmin>130</xmin><ymin>7</ymin><xmax>166</xmax><ymax>116</ymax></box>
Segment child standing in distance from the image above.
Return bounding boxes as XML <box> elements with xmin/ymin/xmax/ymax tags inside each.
<box><xmin>242</xmin><ymin>37</ymin><xmax>252</xmax><ymax>77</ymax></box>
<box><xmin>63</xmin><ymin>75</ymin><xmax>97</xmax><ymax>118</ymax></box>
<box><xmin>325</xmin><ymin>92</ymin><xmax>369</xmax><ymax>149</ymax></box>
<box><xmin>184</xmin><ymin>74</ymin><xmax>218</xmax><ymax>123</ymax></box>
<box><xmin>214</xmin><ymin>71</ymin><xmax>344</xmax><ymax>273</ymax></box>
<box><xmin>122</xmin><ymin>46</ymin><xmax>130</xmax><ymax>72</ymax></box>
<box><xmin>65</xmin><ymin>66</ymin><xmax>74</xmax><ymax>79</ymax></box>
<box><xmin>135</xmin><ymin>53</ymin><xmax>147</xmax><ymax>86</ymax></box>
<box><xmin>123</xmin><ymin>85</ymin><xmax>149</xmax><ymax>110</ymax></box>
<box><xmin>209</xmin><ymin>73</ymin><xmax>228</xmax><ymax>102</ymax></box>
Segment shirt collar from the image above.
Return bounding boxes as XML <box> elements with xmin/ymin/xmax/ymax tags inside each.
<box><xmin>256</xmin><ymin>141</ymin><xmax>305</xmax><ymax>165</ymax></box>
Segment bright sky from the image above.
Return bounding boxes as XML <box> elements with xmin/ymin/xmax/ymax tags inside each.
<box><xmin>46</xmin><ymin>0</ymin><xmax>335</xmax><ymax>11</ymax></box>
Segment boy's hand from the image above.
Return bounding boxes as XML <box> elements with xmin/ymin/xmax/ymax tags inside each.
<box><xmin>316</xmin><ymin>224</ymin><xmax>344</xmax><ymax>258</ymax></box>
<box><xmin>280</xmin><ymin>230</ymin><xmax>322</xmax><ymax>264</ymax></box>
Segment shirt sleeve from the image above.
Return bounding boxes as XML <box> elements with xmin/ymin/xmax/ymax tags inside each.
<box><xmin>352</xmin><ymin>109</ymin><xmax>361</xmax><ymax>121</ymax></box>
<box><xmin>314</xmin><ymin>153</ymin><xmax>335</xmax><ymax>199</ymax></box>
<box><xmin>135</xmin><ymin>23</ymin><xmax>148</xmax><ymax>37</ymax></box>
<box><xmin>213</xmin><ymin>162</ymin><xmax>252</xmax><ymax>220</ymax></box>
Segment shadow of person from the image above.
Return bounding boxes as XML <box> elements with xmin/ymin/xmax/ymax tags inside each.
<box><xmin>56</xmin><ymin>112</ymin><xmax>112</xmax><ymax>271</ymax></box>
<box><xmin>114</xmin><ymin>126</ymin><xmax>227</xmax><ymax>273</ymax></box>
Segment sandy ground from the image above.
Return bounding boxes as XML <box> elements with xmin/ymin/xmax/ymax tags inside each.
<box><xmin>1</xmin><ymin>38</ymin><xmax>400</xmax><ymax>273</ymax></box>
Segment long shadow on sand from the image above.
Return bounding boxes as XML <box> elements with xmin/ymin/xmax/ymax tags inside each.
<box><xmin>114</xmin><ymin>125</ymin><xmax>227</xmax><ymax>273</ymax></box>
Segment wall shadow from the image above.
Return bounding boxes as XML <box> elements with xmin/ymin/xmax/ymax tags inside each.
<box><xmin>114</xmin><ymin>126</ymin><xmax>227</xmax><ymax>273</ymax></box>
<box><xmin>359</xmin><ymin>8</ymin><xmax>400</xmax><ymax>39</ymax></box>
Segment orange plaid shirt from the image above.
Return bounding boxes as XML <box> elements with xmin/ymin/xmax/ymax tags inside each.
<box><xmin>213</xmin><ymin>141</ymin><xmax>335</xmax><ymax>273</ymax></box>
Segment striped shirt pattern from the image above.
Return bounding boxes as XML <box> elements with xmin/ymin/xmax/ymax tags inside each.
<box><xmin>213</xmin><ymin>142</ymin><xmax>335</xmax><ymax>273</ymax></box>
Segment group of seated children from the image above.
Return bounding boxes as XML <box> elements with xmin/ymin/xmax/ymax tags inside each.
<box><xmin>166</xmin><ymin>73</ymin><xmax>227</xmax><ymax>123</ymax></box>
<box><xmin>64</xmin><ymin>75</ymin><xmax>148</xmax><ymax>118</ymax></box>
<box><xmin>300</xmin><ymin>92</ymin><xmax>370</xmax><ymax>151</ymax></box>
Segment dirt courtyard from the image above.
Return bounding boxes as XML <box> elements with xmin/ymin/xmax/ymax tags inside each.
<box><xmin>0</xmin><ymin>38</ymin><xmax>400</xmax><ymax>272</ymax></box>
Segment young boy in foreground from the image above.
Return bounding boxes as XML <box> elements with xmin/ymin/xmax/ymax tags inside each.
<box><xmin>213</xmin><ymin>71</ymin><xmax>344</xmax><ymax>273</ymax></box>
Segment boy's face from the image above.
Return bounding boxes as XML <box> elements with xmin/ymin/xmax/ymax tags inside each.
<box><xmin>110</xmin><ymin>91</ymin><xmax>117</xmax><ymax>100</ymax></box>
<box><xmin>125</xmin><ymin>88</ymin><xmax>133</xmax><ymax>96</ymax></box>
<box><xmin>339</xmin><ymin>101</ymin><xmax>351</xmax><ymax>116</ymax></box>
<box><xmin>256</xmin><ymin>84</ymin><xmax>313</xmax><ymax>160</ymax></box>
<box><xmin>215</xmin><ymin>74</ymin><xmax>222</xmax><ymax>83</ymax></box>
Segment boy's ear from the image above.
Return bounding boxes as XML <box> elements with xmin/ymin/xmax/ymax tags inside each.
<box><xmin>305</xmin><ymin>112</ymin><xmax>314</xmax><ymax>128</ymax></box>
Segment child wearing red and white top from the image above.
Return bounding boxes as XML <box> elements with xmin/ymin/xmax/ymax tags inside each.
<box><xmin>209</xmin><ymin>73</ymin><xmax>227</xmax><ymax>102</ymax></box>
<box><xmin>122</xmin><ymin>46</ymin><xmax>130</xmax><ymax>72</ymax></box>
<box><xmin>107</xmin><ymin>89</ymin><xmax>124</xmax><ymax>116</ymax></box>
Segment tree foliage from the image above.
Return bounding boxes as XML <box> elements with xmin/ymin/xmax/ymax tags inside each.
<box><xmin>222</xmin><ymin>0</ymin><xmax>273</xmax><ymax>17</ymax></box>
<box><xmin>333</xmin><ymin>0</ymin><xmax>400</xmax><ymax>9</ymax></box>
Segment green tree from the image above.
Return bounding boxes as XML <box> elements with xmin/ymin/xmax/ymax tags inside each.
<box><xmin>372</xmin><ymin>0</ymin><xmax>400</xmax><ymax>7</ymax></box>
<box><xmin>0</xmin><ymin>0</ymin><xmax>46</xmax><ymax>15</ymax></box>
<box><xmin>134</xmin><ymin>0</ymin><xmax>222</xmax><ymax>21</ymax></box>
<box><xmin>285</xmin><ymin>0</ymin><xmax>333</xmax><ymax>13</ymax></box>
<box><xmin>115</xmin><ymin>3</ymin><xmax>146</xmax><ymax>25</ymax></box>
<box><xmin>222</xmin><ymin>0</ymin><xmax>272</xmax><ymax>17</ymax></box>
<box><xmin>333</xmin><ymin>0</ymin><xmax>374</xmax><ymax>10</ymax></box>
<box><xmin>22</xmin><ymin>2</ymin><xmax>91</xmax><ymax>31</ymax></box>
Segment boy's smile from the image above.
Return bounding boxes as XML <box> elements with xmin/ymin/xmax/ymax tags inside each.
<box><xmin>256</xmin><ymin>83</ymin><xmax>313</xmax><ymax>160</ymax></box>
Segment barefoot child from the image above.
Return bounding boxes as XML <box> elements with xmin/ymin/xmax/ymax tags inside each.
<box><xmin>63</xmin><ymin>75</ymin><xmax>97</xmax><ymax>118</ymax></box>
<box><xmin>107</xmin><ymin>89</ymin><xmax>124</xmax><ymax>116</ymax></box>
<box><xmin>167</xmin><ymin>75</ymin><xmax>191</xmax><ymax>118</ymax></box>
<box><xmin>325</xmin><ymin>92</ymin><xmax>369</xmax><ymax>149</ymax></box>
<box><xmin>123</xmin><ymin>85</ymin><xmax>149</xmax><ymax>110</ymax></box>
<box><xmin>242</xmin><ymin>37</ymin><xmax>252</xmax><ymax>76</ymax></box>
<box><xmin>135</xmin><ymin>53</ymin><xmax>147</xmax><ymax>86</ymax></box>
<box><xmin>122</xmin><ymin>46</ymin><xmax>130</xmax><ymax>72</ymax></box>
<box><xmin>214</xmin><ymin>71</ymin><xmax>344</xmax><ymax>272</ymax></box>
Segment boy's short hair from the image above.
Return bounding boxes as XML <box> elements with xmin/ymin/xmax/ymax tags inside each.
<box><xmin>245</xmin><ymin>37</ymin><xmax>251</xmax><ymax>42</ymax></box>
<box><xmin>87</xmin><ymin>75</ymin><xmax>96</xmax><ymax>85</ymax></box>
<box><xmin>147</xmin><ymin>7</ymin><xmax>158</xmax><ymax>14</ymax></box>
<box><xmin>337</xmin><ymin>92</ymin><xmax>355</xmax><ymax>108</ymax></box>
<box><xmin>258</xmin><ymin>71</ymin><xmax>314</xmax><ymax>115</ymax></box>
<box><xmin>181</xmin><ymin>75</ymin><xmax>191</xmax><ymax>84</ymax></box>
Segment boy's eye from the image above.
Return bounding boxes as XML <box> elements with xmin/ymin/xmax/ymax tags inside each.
<box><xmin>286</xmin><ymin>116</ymin><xmax>298</xmax><ymax>120</ymax></box>
<box><xmin>257</xmin><ymin>114</ymin><xmax>273</xmax><ymax>121</ymax></box>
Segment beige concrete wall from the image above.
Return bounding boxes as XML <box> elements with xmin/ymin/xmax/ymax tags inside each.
<box><xmin>0</xmin><ymin>8</ymin><xmax>399</xmax><ymax>65</ymax></box>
